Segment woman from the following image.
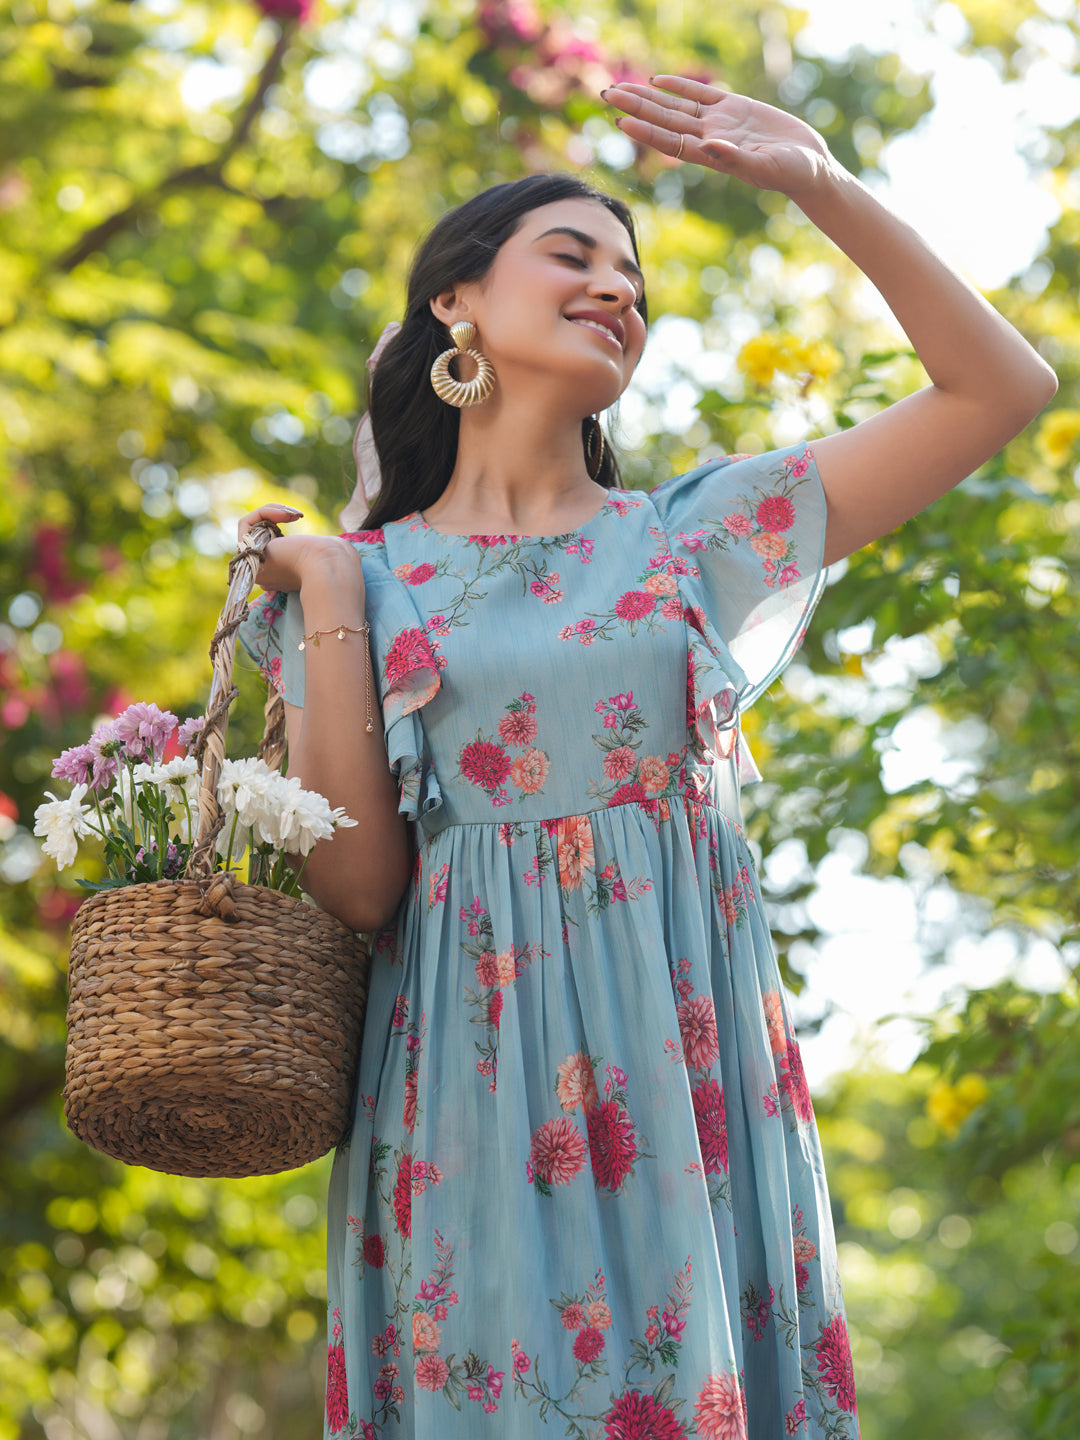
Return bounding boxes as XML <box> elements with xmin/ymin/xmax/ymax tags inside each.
<box><xmin>238</xmin><ymin>78</ymin><xmax>1055</xmax><ymax>1440</ymax></box>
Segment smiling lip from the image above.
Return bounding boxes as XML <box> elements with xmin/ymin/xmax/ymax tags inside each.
<box><xmin>565</xmin><ymin>310</ymin><xmax>625</xmax><ymax>348</ymax></box>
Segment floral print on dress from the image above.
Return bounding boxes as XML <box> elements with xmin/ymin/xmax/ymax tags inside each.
<box><xmin>512</xmin><ymin>1259</ymin><xmax>703</xmax><ymax>1438</ymax></box>
<box><xmin>460</xmin><ymin>896</ymin><xmax>544</xmax><ymax>1093</ymax></box>
<box><xmin>671</xmin><ymin>449</ymin><xmax>814</xmax><ymax>591</ymax></box>
<box><xmin>246</xmin><ymin>447</ymin><xmax>860</xmax><ymax>1440</ymax></box>
<box><xmin>455</xmin><ymin>692</ymin><xmax>551</xmax><ymax>806</ymax></box>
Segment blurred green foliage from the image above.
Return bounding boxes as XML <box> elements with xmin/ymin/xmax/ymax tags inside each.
<box><xmin>0</xmin><ymin>0</ymin><xmax>1077</xmax><ymax>1436</ymax></box>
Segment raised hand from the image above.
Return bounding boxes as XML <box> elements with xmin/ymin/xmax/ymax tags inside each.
<box><xmin>602</xmin><ymin>75</ymin><xmax>835</xmax><ymax>197</ymax></box>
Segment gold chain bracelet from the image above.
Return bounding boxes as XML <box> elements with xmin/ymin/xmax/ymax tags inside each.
<box><xmin>297</xmin><ymin>622</ymin><xmax>374</xmax><ymax>733</ymax></box>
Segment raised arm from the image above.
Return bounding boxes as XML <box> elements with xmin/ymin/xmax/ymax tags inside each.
<box><xmin>603</xmin><ymin>76</ymin><xmax>1058</xmax><ymax>565</ymax></box>
<box><xmin>238</xmin><ymin>504</ymin><xmax>412</xmax><ymax>932</ymax></box>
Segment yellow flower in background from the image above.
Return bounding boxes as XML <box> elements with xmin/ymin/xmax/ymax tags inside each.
<box><xmin>1036</xmin><ymin>408</ymin><xmax>1080</xmax><ymax>467</ymax></box>
<box><xmin>926</xmin><ymin>1072</ymin><xmax>990</xmax><ymax>1136</ymax></box>
<box><xmin>737</xmin><ymin>331</ymin><xmax>841</xmax><ymax>388</ymax></box>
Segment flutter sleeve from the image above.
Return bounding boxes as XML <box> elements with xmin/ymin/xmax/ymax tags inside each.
<box><xmin>235</xmin><ymin>532</ymin><xmax>442</xmax><ymax>822</ymax></box>
<box><xmin>650</xmin><ymin>443</ymin><xmax>828</xmax><ymax>773</ymax></box>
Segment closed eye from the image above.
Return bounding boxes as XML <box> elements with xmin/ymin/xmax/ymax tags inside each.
<box><xmin>555</xmin><ymin>252</ymin><xmax>588</xmax><ymax>268</ymax></box>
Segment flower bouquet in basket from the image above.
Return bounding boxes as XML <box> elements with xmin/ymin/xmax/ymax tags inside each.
<box><xmin>39</xmin><ymin>523</ymin><xmax>371</xmax><ymax>1179</ymax></box>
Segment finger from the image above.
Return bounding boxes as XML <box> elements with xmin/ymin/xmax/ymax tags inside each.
<box><xmin>237</xmin><ymin>504</ymin><xmax>302</xmax><ymax>541</ymax></box>
<box><xmin>604</xmin><ymin>81</ymin><xmax>699</xmax><ymax>119</ymax></box>
<box><xmin>615</xmin><ymin>115</ymin><xmax>699</xmax><ymax>163</ymax></box>
<box><xmin>649</xmin><ymin>74</ymin><xmax>731</xmax><ymax>109</ymax></box>
<box><xmin>604</xmin><ymin>85</ymin><xmax>701</xmax><ymax>129</ymax></box>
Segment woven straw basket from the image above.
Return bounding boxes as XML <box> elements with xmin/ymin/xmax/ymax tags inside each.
<box><xmin>64</xmin><ymin>524</ymin><xmax>370</xmax><ymax>1178</ymax></box>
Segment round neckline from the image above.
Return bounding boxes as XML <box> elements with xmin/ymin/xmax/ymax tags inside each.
<box><xmin>411</xmin><ymin>489</ymin><xmax>617</xmax><ymax>543</ymax></box>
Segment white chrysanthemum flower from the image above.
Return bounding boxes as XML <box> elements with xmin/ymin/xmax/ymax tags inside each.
<box><xmin>275</xmin><ymin>778</ymin><xmax>358</xmax><ymax>856</ymax></box>
<box><xmin>217</xmin><ymin>757</ymin><xmax>280</xmax><ymax>830</ymax></box>
<box><xmin>33</xmin><ymin>786</ymin><xmax>92</xmax><ymax>869</ymax></box>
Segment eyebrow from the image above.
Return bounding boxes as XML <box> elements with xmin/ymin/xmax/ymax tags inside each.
<box><xmin>533</xmin><ymin>226</ymin><xmax>645</xmax><ymax>291</ymax></box>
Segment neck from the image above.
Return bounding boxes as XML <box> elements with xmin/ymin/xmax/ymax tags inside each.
<box><xmin>426</xmin><ymin>391</ymin><xmax>605</xmax><ymax>534</ymax></box>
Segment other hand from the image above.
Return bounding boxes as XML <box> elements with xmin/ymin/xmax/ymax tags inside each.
<box><xmin>602</xmin><ymin>75</ymin><xmax>835</xmax><ymax>197</ymax></box>
<box><xmin>237</xmin><ymin>504</ymin><xmax>363</xmax><ymax>596</ymax></box>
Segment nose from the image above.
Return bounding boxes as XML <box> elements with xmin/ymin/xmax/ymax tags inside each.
<box><xmin>587</xmin><ymin>266</ymin><xmax>638</xmax><ymax>312</ymax></box>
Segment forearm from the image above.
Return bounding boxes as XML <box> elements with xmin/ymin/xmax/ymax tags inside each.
<box><xmin>287</xmin><ymin>563</ymin><xmax>411</xmax><ymax>932</ymax></box>
<box><xmin>794</xmin><ymin>164</ymin><xmax>1056</xmax><ymax>418</ymax></box>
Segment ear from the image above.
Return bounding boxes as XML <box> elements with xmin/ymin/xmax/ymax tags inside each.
<box><xmin>429</xmin><ymin>286</ymin><xmax>473</xmax><ymax>329</ymax></box>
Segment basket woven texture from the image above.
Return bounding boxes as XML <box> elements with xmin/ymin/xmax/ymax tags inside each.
<box><xmin>63</xmin><ymin>523</ymin><xmax>370</xmax><ymax>1178</ymax></box>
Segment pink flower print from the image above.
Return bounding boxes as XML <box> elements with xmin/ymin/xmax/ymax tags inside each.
<box><xmin>406</xmin><ymin>562</ymin><xmax>436</xmax><ymax>585</ymax></box>
<box><xmin>638</xmin><ymin>755</ymin><xmax>670</xmax><ymax>796</ymax></box>
<box><xmin>487</xmin><ymin>1364</ymin><xmax>505</xmax><ymax>1399</ymax></box>
<box><xmin>498</xmin><ymin>708</ymin><xmax>538</xmax><ymax>747</ymax></box>
<box><xmin>604</xmin><ymin>1389</ymin><xmax>687</xmax><ymax>1439</ymax></box>
<box><xmin>603</xmin><ymin>746</ymin><xmax>638</xmax><ymax>782</ymax></box>
<box><xmin>608</xmin><ymin>692</ymin><xmax>635</xmax><ymax>709</ymax></box>
<box><xmin>530</xmin><ymin>574</ymin><xmax>564</xmax><ymax>603</ymax></box>
<box><xmin>510</xmin><ymin>747</ymin><xmax>550</xmax><ymax>794</ymax></box>
<box><xmin>460</xmin><ymin>739</ymin><xmax>512</xmax><ymax>792</ymax></box>
<box><xmin>678</xmin><ymin>993</ymin><xmax>720</xmax><ymax>1070</ymax></box>
<box><xmin>363</xmin><ymin>1233</ymin><xmax>385</xmax><ymax>1268</ymax></box>
<box><xmin>561</xmin><ymin>1302</ymin><xmax>588</xmax><ymax>1330</ymax></box>
<box><xmin>384</xmin><ymin>627</ymin><xmax>438</xmax><ymax>690</ymax></box>
<box><xmin>587</xmin><ymin>1101</ymin><xmax>638</xmax><ymax>1191</ymax></box>
<box><xmin>645</xmin><ymin>1322</ymin><xmax>660</xmax><ymax>1345</ymax></box>
<box><xmin>815</xmin><ymin>1315</ymin><xmax>857</xmax><ymax>1412</ymax></box>
<box><xmin>643</xmin><ymin>571</ymin><xmax>678</xmax><ymax>596</ymax></box>
<box><xmin>661</xmin><ymin>597</ymin><xmax>683</xmax><ymax>620</ymax></box>
<box><xmin>795</xmin><ymin>1260</ymin><xmax>810</xmax><ymax>1292</ymax></box>
<box><xmin>530</xmin><ymin>1116</ymin><xmax>588</xmax><ymax>1187</ymax></box>
<box><xmin>778</xmin><ymin>563</ymin><xmax>801</xmax><ymax>586</ymax></box>
<box><xmin>392</xmin><ymin>562</ymin><xmax>413</xmax><ymax>581</ymax></box>
<box><xmin>614</xmin><ymin>590</ymin><xmax>655</xmax><ymax>621</ymax></box>
<box><xmin>678</xmin><ymin>528</ymin><xmax>708</xmax><ymax>552</ymax></box>
<box><xmin>721</xmin><ymin>512</ymin><xmax>753</xmax><ymax>538</ymax></box>
<box><xmin>488</xmin><ymin>990</ymin><xmax>503</xmax><ymax>1029</ymax></box>
<box><xmin>684</xmin><ymin>603</ymin><xmax>707</xmax><ymax>636</ymax></box>
<box><xmin>788</xmin><ymin>451</ymin><xmax>811</xmax><ymax>477</ymax></box>
<box><xmin>513</xmin><ymin>1349</ymin><xmax>531</xmax><ymax>1373</ymax></box>
<box><xmin>793</xmin><ymin>1234</ymin><xmax>818</xmax><ymax>1263</ymax></box>
<box><xmin>750</xmin><ymin>531</ymin><xmax>788</xmax><ymax>560</ymax></box>
<box><xmin>785</xmin><ymin>1399</ymin><xmax>807</xmax><ymax>1434</ymax></box>
<box><xmin>556</xmin><ymin>815</ymin><xmax>595</xmax><ymax>891</ymax></box>
<box><xmin>779</xmin><ymin>1042</ymin><xmax>815</xmax><ymax>1122</ymax></box>
<box><xmin>495</xmin><ymin>950</ymin><xmax>516</xmax><ymax>987</ymax></box>
<box><xmin>556</xmin><ymin>1052</ymin><xmax>600</xmax><ymax>1114</ymax></box>
<box><xmin>497</xmin><ymin>823</ymin><xmax>516</xmax><ymax>846</ymax></box>
<box><xmin>762</xmin><ymin>991</ymin><xmax>787</xmax><ymax>1055</ymax></box>
<box><xmin>610</xmin><ymin>780</ymin><xmax>647</xmax><ymax>807</ymax></box>
<box><xmin>325</xmin><ymin>1335</ymin><xmax>349</xmax><ymax>1432</ymax></box>
<box><xmin>412</xmin><ymin>1311</ymin><xmax>441</xmax><ymax>1351</ymax></box>
<box><xmin>402</xmin><ymin>1072</ymin><xmax>418</xmax><ymax>1133</ymax></box>
<box><xmin>427</xmin><ymin>863</ymin><xmax>448</xmax><ymax>908</ymax></box>
<box><xmin>392</xmin><ymin>994</ymin><xmax>407</xmax><ymax>1026</ymax></box>
<box><xmin>573</xmin><ymin>1326</ymin><xmax>605</xmax><ymax>1363</ymax></box>
<box><xmin>341</xmin><ymin>528</ymin><xmax>385</xmax><ymax>544</ymax></box>
<box><xmin>694</xmin><ymin>1371</ymin><xmax>747</xmax><ymax>1440</ymax></box>
<box><xmin>415</xmin><ymin>1353</ymin><xmax>450</xmax><ymax>1391</ymax></box>
<box><xmin>586</xmin><ymin>1299</ymin><xmax>612</xmax><ymax>1330</ymax></box>
<box><xmin>756</xmin><ymin>495</ymin><xmax>796</xmax><ymax>531</ymax></box>
<box><xmin>426</xmin><ymin>613</ymin><xmax>451</xmax><ymax>636</ymax></box>
<box><xmin>392</xmin><ymin>1152</ymin><xmax>413</xmax><ymax>1237</ymax></box>
<box><xmin>475</xmin><ymin>950</ymin><xmax>499</xmax><ymax>986</ymax></box>
<box><xmin>692</xmin><ymin>1079</ymin><xmax>728</xmax><ymax>1174</ymax></box>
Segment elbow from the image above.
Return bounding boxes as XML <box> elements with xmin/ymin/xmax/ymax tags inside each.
<box><xmin>1019</xmin><ymin>358</ymin><xmax>1058</xmax><ymax>421</ymax></box>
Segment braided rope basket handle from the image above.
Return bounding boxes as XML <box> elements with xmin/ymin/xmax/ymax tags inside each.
<box><xmin>183</xmin><ymin>521</ymin><xmax>286</xmax><ymax>892</ymax></box>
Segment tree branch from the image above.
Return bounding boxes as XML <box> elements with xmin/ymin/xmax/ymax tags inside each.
<box><xmin>53</xmin><ymin>24</ymin><xmax>293</xmax><ymax>275</ymax></box>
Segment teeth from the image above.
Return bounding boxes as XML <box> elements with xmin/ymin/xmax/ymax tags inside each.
<box><xmin>570</xmin><ymin>318</ymin><xmax>617</xmax><ymax>342</ymax></box>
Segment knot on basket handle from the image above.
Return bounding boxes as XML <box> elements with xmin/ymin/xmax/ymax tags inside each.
<box><xmin>197</xmin><ymin>869</ymin><xmax>238</xmax><ymax>921</ymax></box>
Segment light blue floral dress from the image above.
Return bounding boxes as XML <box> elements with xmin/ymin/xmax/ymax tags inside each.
<box><xmin>239</xmin><ymin>445</ymin><xmax>859</xmax><ymax>1440</ymax></box>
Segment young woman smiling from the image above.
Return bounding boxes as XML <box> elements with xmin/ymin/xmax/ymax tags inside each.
<box><xmin>237</xmin><ymin>75</ymin><xmax>1054</xmax><ymax>1440</ymax></box>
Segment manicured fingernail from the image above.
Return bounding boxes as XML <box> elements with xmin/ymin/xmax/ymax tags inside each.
<box><xmin>600</xmin><ymin>88</ymin><xmax>610</xmax><ymax>98</ymax></box>
<box><xmin>280</xmin><ymin>506</ymin><xmax>304</xmax><ymax>516</ymax></box>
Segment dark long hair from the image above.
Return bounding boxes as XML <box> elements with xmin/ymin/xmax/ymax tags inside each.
<box><xmin>362</xmin><ymin>174</ymin><xmax>647</xmax><ymax>529</ymax></box>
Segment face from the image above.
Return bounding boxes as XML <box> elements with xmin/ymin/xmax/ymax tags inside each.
<box><xmin>431</xmin><ymin>197</ymin><xmax>648</xmax><ymax>415</ymax></box>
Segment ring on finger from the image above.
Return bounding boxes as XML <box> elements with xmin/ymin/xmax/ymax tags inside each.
<box><xmin>694</xmin><ymin>100</ymin><xmax>701</xmax><ymax>118</ymax></box>
<box><xmin>675</xmin><ymin>133</ymin><xmax>685</xmax><ymax>161</ymax></box>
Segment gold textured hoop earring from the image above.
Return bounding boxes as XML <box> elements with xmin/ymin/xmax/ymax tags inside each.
<box><xmin>585</xmin><ymin>415</ymin><xmax>606</xmax><ymax>480</ymax></box>
<box><xmin>430</xmin><ymin>322</ymin><xmax>496</xmax><ymax>408</ymax></box>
